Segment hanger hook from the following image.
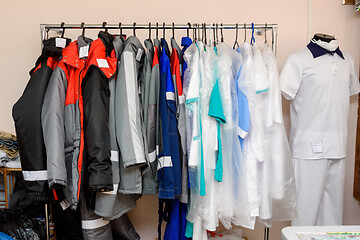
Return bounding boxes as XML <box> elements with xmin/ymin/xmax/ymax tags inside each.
<box><xmin>60</xmin><ymin>22</ymin><xmax>65</xmax><ymax>38</ymax></box>
<box><xmin>244</xmin><ymin>23</ymin><xmax>247</xmax><ymax>42</ymax></box>
<box><xmin>198</xmin><ymin>23</ymin><xmax>201</xmax><ymax>42</ymax></box>
<box><xmin>163</xmin><ymin>22</ymin><xmax>165</xmax><ymax>39</ymax></box>
<box><xmin>133</xmin><ymin>22</ymin><xmax>136</xmax><ymax>36</ymax></box>
<box><xmin>233</xmin><ymin>23</ymin><xmax>239</xmax><ymax>49</ymax></box>
<box><xmin>172</xmin><ymin>22</ymin><xmax>175</xmax><ymax>38</ymax></box>
<box><xmin>213</xmin><ymin>23</ymin><xmax>216</xmax><ymax>47</ymax></box>
<box><xmin>194</xmin><ymin>23</ymin><xmax>197</xmax><ymax>41</ymax></box>
<box><xmin>156</xmin><ymin>22</ymin><xmax>159</xmax><ymax>39</ymax></box>
<box><xmin>251</xmin><ymin>23</ymin><xmax>255</xmax><ymax>45</ymax></box>
<box><xmin>220</xmin><ymin>23</ymin><xmax>224</xmax><ymax>42</ymax></box>
<box><xmin>264</xmin><ymin>23</ymin><xmax>268</xmax><ymax>43</ymax></box>
<box><xmin>187</xmin><ymin>22</ymin><xmax>191</xmax><ymax>37</ymax></box>
<box><xmin>215</xmin><ymin>23</ymin><xmax>219</xmax><ymax>43</ymax></box>
<box><xmin>81</xmin><ymin>22</ymin><xmax>85</xmax><ymax>37</ymax></box>
<box><xmin>149</xmin><ymin>22</ymin><xmax>151</xmax><ymax>39</ymax></box>
<box><xmin>204</xmin><ymin>23</ymin><xmax>207</xmax><ymax>44</ymax></box>
<box><xmin>102</xmin><ymin>22</ymin><xmax>108</xmax><ymax>33</ymax></box>
<box><xmin>119</xmin><ymin>22</ymin><xmax>122</xmax><ymax>36</ymax></box>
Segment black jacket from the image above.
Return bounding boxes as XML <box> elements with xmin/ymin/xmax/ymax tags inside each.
<box><xmin>12</xmin><ymin>37</ymin><xmax>70</xmax><ymax>201</ymax></box>
<box><xmin>82</xmin><ymin>31</ymin><xmax>117</xmax><ymax>192</ymax></box>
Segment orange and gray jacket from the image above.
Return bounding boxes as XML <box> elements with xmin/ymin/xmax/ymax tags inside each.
<box><xmin>12</xmin><ymin>37</ymin><xmax>70</xmax><ymax>201</ymax></box>
<box><xmin>42</xmin><ymin>35</ymin><xmax>117</xmax><ymax>208</ymax></box>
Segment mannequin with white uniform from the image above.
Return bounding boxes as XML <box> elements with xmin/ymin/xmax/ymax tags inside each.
<box><xmin>280</xmin><ymin>33</ymin><xmax>360</xmax><ymax>226</ymax></box>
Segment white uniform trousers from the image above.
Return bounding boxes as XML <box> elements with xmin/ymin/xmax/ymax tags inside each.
<box><xmin>291</xmin><ymin>158</ymin><xmax>346</xmax><ymax>226</ymax></box>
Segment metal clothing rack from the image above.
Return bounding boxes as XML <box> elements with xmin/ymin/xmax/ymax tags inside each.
<box><xmin>39</xmin><ymin>22</ymin><xmax>276</xmax><ymax>240</ymax></box>
<box><xmin>40</xmin><ymin>23</ymin><xmax>278</xmax><ymax>56</ymax></box>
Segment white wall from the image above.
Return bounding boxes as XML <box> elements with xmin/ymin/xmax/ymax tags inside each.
<box><xmin>0</xmin><ymin>1</ymin><xmax>359</xmax><ymax>239</ymax></box>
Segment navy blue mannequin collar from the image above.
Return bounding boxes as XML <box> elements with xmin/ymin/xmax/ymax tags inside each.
<box><xmin>307</xmin><ymin>41</ymin><xmax>344</xmax><ymax>59</ymax></box>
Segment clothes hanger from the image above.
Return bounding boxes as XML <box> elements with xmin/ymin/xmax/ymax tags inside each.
<box><xmin>156</xmin><ymin>22</ymin><xmax>159</xmax><ymax>39</ymax></box>
<box><xmin>194</xmin><ymin>23</ymin><xmax>197</xmax><ymax>42</ymax></box>
<box><xmin>119</xmin><ymin>22</ymin><xmax>122</xmax><ymax>37</ymax></box>
<box><xmin>264</xmin><ymin>23</ymin><xmax>268</xmax><ymax>44</ymax></box>
<box><xmin>250</xmin><ymin>23</ymin><xmax>255</xmax><ymax>45</ymax></box>
<box><xmin>163</xmin><ymin>22</ymin><xmax>165</xmax><ymax>39</ymax></box>
<box><xmin>60</xmin><ymin>22</ymin><xmax>65</xmax><ymax>38</ymax></box>
<box><xmin>149</xmin><ymin>22</ymin><xmax>152</xmax><ymax>39</ymax></box>
<box><xmin>102</xmin><ymin>22</ymin><xmax>108</xmax><ymax>33</ymax></box>
<box><xmin>198</xmin><ymin>23</ymin><xmax>201</xmax><ymax>42</ymax></box>
<box><xmin>81</xmin><ymin>22</ymin><xmax>86</xmax><ymax>38</ymax></box>
<box><xmin>172</xmin><ymin>22</ymin><xmax>175</xmax><ymax>39</ymax></box>
<box><xmin>187</xmin><ymin>22</ymin><xmax>191</xmax><ymax>38</ymax></box>
<box><xmin>133</xmin><ymin>22</ymin><xmax>136</xmax><ymax>36</ymax></box>
<box><xmin>203</xmin><ymin>23</ymin><xmax>207</xmax><ymax>45</ymax></box>
<box><xmin>313</xmin><ymin>33</ymin><xmax>335</xmax><ymax>43</ymax></box>
<box><xmin>233</xmin><ymin>23</ymin><xmax>239</xmax><ymax>49</ymax></box>
<box><xmin>220</xmin><ymin>23</ymin><xmax>224</xmax><ymax>42</ymax></box>
<box><xmin>213</xmin><ymin>23</ymin><xmax>216</xmax><ymax>47</ymax></box>
<box><xmin>244</xmin><ymin>23</ymin><xmax>247</xmax><ymax>43</ymax></box>
<box><xmin>216</xmin><ymin>23</ymin><xmax>219</xmax><ymax>44</ymax></box>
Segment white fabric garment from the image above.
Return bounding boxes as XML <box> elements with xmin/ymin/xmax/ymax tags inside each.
<box><xmin>198</xmin><ymin>44</ymin><xmax>220</xmax><ymax>231</ymax></box>
<box><xmin>216</xmin><ymin>43</ymin><xmax>246</xmax><ymax>229</ymax></box>
<box><xmin>280</xmin><ymin>43</ymin><xmax>360</xmax><ymax>159</ymax></box>
<box><xmin>258</xmin><ymin>44</ymin><xmax>296</xmax><ymax>226</ymax></box>
<box><xmin>183</xmin><ymin>41</ymin><xmax>202</xmax><ymax>224</ymax></box>
<box><xmin>292</xmin><ymin>158</ymin><xmax>346</xmax><ymax>226</ymax></box>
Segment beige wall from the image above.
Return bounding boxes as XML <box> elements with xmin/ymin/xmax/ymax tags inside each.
<box><xmin>0</xmin><ymin>0</ymin><xmax>359</xmax><ymax>239</ymax></box>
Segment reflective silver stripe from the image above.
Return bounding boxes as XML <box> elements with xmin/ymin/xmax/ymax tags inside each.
<box><xmin>148</xmin><ymin>150</ymin><xmax>157</xmax><ymax>163</ymax></box>
<box><xmin>178</xmin><ymin>95</ymin><xmax>185</xmax><ymax>104</ymax></box>
<box><xmin>22</xmin><ymin>170</ymin><xmax>48</xmax><ymax>181</ymax></box>
<box><xmin>102</xmin><ymin>184</ymin><xmax>119</xmax><ymax>195</ymax></box>
<box><xmin>124</xmin><ymin>51</ymin><xmax>143</xmax><ymax>163</ymax></box>
<box><xmin>110</xmin><ymin>150</ymin><xmax>119</xmax><ymax>162</ymax></box>
<box><xmin>82</xmin><ymin>218</ymin><xmax>110</xmax><ymax>230</ymax></box>
<box><xmin>157</xmin><ymin>156</ymin><xmax>172</xmax><ymax>170</ymax></box>
<box><xmin>156</xmin><ymin>145</ymin><xmax>159</xmax><ymax>155</ymax></box>
<box><xmin>237</xmin><ymin>127</ymin><xmax>248</xmax><ymax>139</ymax></box>
<box><xmin>166</xmin><ymin>92</ymin><xmax>175</xmax><ymax>101</ymax></box>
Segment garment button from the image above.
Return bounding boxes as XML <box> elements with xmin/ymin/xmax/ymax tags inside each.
<box><xmin>76</xmin><ymin>64</ymin><xmax>78</xmax><ymax>66</ymax></box>
<box><xmin>335</xmin><ymin>70</ymin><xmax>337</xmax><ymax>73</ymax></box>
<box><xmin>64</xmin><ymin>59</ymin><xmax>66</xmax><ymax>62</ymax></box>
<box><xmin>76</xmin><ymin>59</ymin><xmax>78</xmax><ymax>62</ymax></box>
<box><xmin>64</xmin><ymin>55</ymin><xmax>67</xmax><ymax>58</ymax></box>
<box><xmin>110</xmin><ymin>74</ymin><xmax>112</xmax><ymax>76</ymax></box>
<box><xmin>332</xmin><ymin>61</ymin><xmax>335</xmax><ymax>64</ymax></box>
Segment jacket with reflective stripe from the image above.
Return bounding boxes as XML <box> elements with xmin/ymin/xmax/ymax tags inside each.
<box><xmin>158</xmin><ymin>38</ymin><xmax>182</xmax><ymax>199</ymax></box>
<box><xmin>42</xmin><ymin>36</ymin><xmax>117</xmax><ymax>208</ymax></box>
<box><xmin>13</xmin><ymin>37</ymin><xmax>70</xmax><ymax>201</ymax></box>
<box><xmin>115</xmin><ymin>36</ymin><xmax>147</xmax><ymax>194</ymax></box>
<box><xmin>95</xmin><ymin>35</ymin><xmax>140</xmax><ymax>219</ymax></box>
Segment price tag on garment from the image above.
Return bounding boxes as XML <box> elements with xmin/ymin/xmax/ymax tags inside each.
<box><xmin>136</xmin><ymin>48</ymin><xmax>144</xmax><ymax>61</ymax></box>
<box><xmin>312</xmin><ymin>141</ymin><xmax>324</xmax><ymax>154</ymax></box>
<box><xmin>79</xmin><ymin>45</ymin><xmax>89</xmax><ymax>59</ymax></box>
<box><xmin>59</xmin><ymin>200</ymin><xmax>71</xmax><ymax>210</ymax></box>
<box><xmin>96</xmin><ymin>58</ymin><xmax>110</xmax><ymax>68</ymax></box>
<box><xmin>110</xmin><ymin>150</ymin><xmax>119</xmax><ymax>162</ymax></box>
<box><xmin>55</xmin><ymin>38</ymin><xmax>67</xmax><ymax>48</ymax></box>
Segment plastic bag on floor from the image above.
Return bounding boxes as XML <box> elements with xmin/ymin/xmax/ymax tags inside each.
<box><xmin>0</xmin><ymin>209</ymin><xmax>40</xmax><ymax>240</ymax></box>
<box><xmin>208</xmin><ymin>228</ymin><xmax>245</xmax><ymax>240</ymax></box>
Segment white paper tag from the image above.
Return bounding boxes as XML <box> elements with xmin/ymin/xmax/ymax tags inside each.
<box><xmin>55</xmin><ymin>38</ymin><xmax>67</xmax><ymax>48</ymax></box>
<box><xmin>79</xmin><ymin>45</ymin><xmax>89</xmax><ymax>59</ymax></box>
<box><xmin>60</xmin><ymin>200</ymin><xmax>71</xmax><ymax>210</ymax></box>
<box><xmin>312</xmin><ymin>141</ymin><xmax>324</xmax><ymax>154</ymax></box>
<box><xmin>136</xmin><ymin>48</ymin><xmax>144</xmax><ymax>61</ymax></box>
<box><xmin>110</xmin><ymin>150</ymin><xmax>119</xmax><ymax>162</ymax></box>
<box><xmin>96</xmin><ymin>59</ymin><xmax>109</xmax><ymax>68</ymax></box>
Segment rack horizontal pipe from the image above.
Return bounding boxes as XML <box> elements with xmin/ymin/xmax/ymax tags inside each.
<box><xmin>41</xmin><ymin>23</ymin><xmax>277</xmax><ymax>30</ymax></box>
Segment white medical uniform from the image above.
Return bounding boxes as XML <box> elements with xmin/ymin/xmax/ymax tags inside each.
<box><xmin>280</xmin><ymin>39</ymin><xmax>360</xmax><ymax>226</ymax></box>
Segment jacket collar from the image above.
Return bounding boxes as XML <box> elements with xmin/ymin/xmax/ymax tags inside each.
<box><xmin>181</xmin><ymin>37</ymin><xmax>192</xmax><ymax>51</ymax></box>
<box><xmin>144</xmin><ymin>39</ymin><xmax>154</xmax><ymax>67</ymax></box>
<box><xmin>307</xmin><ymin>41</ymin><xmax>344</xmax><ymax>59</ymax></box>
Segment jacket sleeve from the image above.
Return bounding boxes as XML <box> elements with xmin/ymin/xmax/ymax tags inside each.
<box><xmin>115</xmin><ymin>51</ymin><xmax>147</xmax><ymax>168</ymax></box>
<box><xmin>82</xmin><ymin>67</ymin><xmax>113</xmax><ymax>192</ymax></box>
<box><xmin>41</xmin><ymin>66</ymin><xmax>67</xmax><ymax>188</ymax></box>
